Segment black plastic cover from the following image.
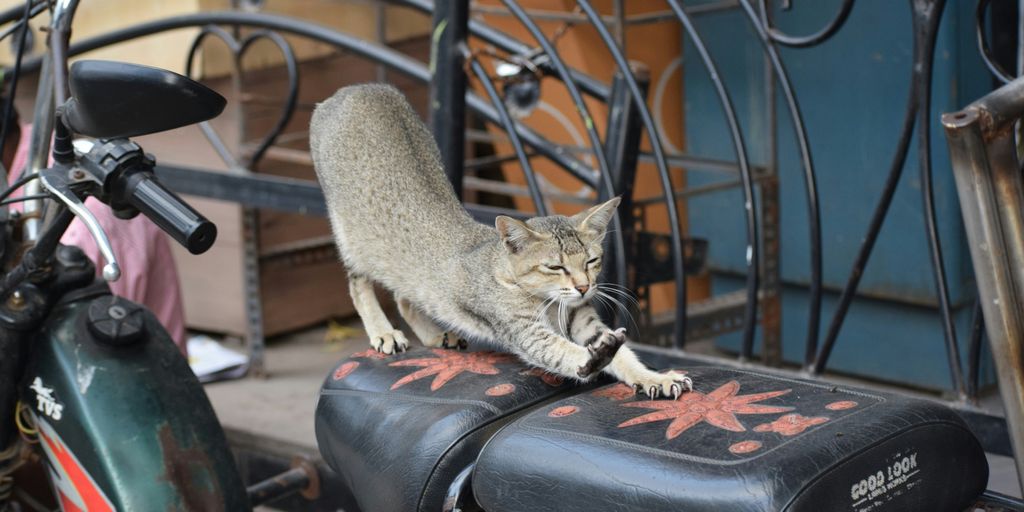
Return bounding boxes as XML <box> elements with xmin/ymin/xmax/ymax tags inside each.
<box><xmin>62</xmin><ymin>60</ymin><xmax>225</xmax><ymax>139</ymax></box>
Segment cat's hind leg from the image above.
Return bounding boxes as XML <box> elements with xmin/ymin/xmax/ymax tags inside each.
<box><xmin>349</xmin><ymin>275</ymin><xmax>409</xmax><ymax>354</ymax></box>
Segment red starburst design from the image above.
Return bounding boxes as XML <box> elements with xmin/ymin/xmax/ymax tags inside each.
<box><xmin>753</xmin><ymin>413</ymin><xmax>829</xmax><ymax>436</ymax></box>
<box><xmin>618</xmin><ymin>380</ymin><xmax>793</xmax><ymax>439</ymax></box>
<box><xmin>389</xmin><ymin>350</ymin><xmax>516</xmax><ymax>391</ymax></box>
<box><xmin>592</xmin><ymin>383</ymin><xmax>635</xmax><ymax>401</ymax></box>
<box><xmin>520</xmin><ymin>368</ymin><xmax>565</xmax><ymax>387</ymax></box>
<box><xmin>351</xmin><ymin>349</ymin><xmax>389</xmax><ymax>360</ymax></box>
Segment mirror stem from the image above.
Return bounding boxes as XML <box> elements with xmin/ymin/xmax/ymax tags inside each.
<box><xmin>52</xmin><ymin>119</ymin><xmax>73</xmax><ymax>164</ymax></box>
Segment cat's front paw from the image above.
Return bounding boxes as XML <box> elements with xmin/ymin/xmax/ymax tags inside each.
<box><xmin>629</xmin><ymin>370</ymin><xmax>692</xmax><ymax>400</ymax></box>
<box><xmin>370</xmin><ymin>330</ymin><xmax>409</xmax><ymax>354</ymax></box>
<box><xmin>577</xmin><ymin>328</ymin><xmax>626</xmax><ymax>379</ymax></box>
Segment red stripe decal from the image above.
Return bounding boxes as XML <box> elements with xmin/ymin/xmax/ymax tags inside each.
<box><xmin>38</xmin><ymin>425</ymin><xmax>114</xmax><ymax>512</ymax></box>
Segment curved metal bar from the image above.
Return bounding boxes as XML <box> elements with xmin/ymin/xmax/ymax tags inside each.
<box><xmin>0</xmin><ymin>0</ymin><xmax>43</xmax><ymax>28</ymax></box>
<box><xmin>465</xmin><ymin>53</ymin><xmax>547</xmax><ymax>215</ymax></box>
<box><xmin>737</xmin><ymin>0</ymin><xmax>822</xmax><ymax>366</ymax></box>
<box><xmin>442</xmin><ymin>463</ymin><xmax>476</xmax><ymax>512</ymax></box>
<box><xmin>912</xmin><ymin>0</ymin><xmax>965</xmax><ymax>399</ymax></box>
<box><xmin>8</xmin><ymin>11</ymin><xmax>598</xmax><ymax>187</ymax></box>
<box><xmin>238</xmin><ymin>30</ymin><xmax>300</xmax><ymax>169</ymax></box>
<box><xmin>184</xmin><ymin>25</ymin><xmax>243</xmax><ymax>168</ymax></box>
<box><xmin>664</xmin><ymin>0</ymin><xmax>757</xmax><ymax>352</ymax></box>
<box><xmin>497</xmin><ymin>0</ymin><xmax>629</xmax><ymax>299</ymax></box>
<box><xmin>756</xmin><ymin>0</ymin><xmax>855</xmax><ymax>48</ymax></box>
<box><xmin>11</xmin><ymin>11</ymin><xmax>599</xmax><ymax>187</ymax></box>
<box><xmin>975</xmin><ymin>0</ymin><xmax>1014</xmax><ymax>84</ymax></box>
<box><xmin>184</xmin><ymin>26</ymin><xmax>299</xmax><ymax>170</ymax></box>
<box><xmin>813</xmin><ymin>0</ymin><xmax>942</xmax><ymax>375</ymax></box>
<box><xmin>578</xmin><ymin>0</ymin><xmax>690</xmax><ymax>348</ymax></box>
<box><xmin>399</xmin><ymin>0</ymin><xmax>611</xmax><ymax>100</ymax></box>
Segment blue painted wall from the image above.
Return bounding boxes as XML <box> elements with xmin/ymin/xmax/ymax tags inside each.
<box><xmin>682</xmin><ymin>0</ymin><xmax>993</xmax><ymax>390</ymax></box>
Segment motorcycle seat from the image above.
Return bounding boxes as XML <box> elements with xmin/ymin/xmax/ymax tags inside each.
<box><xmin>472</xmin><ymin>364</ymin><xmax>988</xmax><ymax>512</ymax></box>
<box><xmin>314</xmin><ymin>345</ymin><xmax>590</xmax><ymax>512</ymax></box>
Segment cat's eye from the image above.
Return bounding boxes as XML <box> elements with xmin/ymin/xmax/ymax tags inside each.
<box><xmin>544</xmin><ymin>264</ymin><xmax>566</xmax><ymax>272</ymax></box>
<box><xmin>586</xmin><ymin>257</ymin><xmax>600</xmax><ymax>267</ymax></box>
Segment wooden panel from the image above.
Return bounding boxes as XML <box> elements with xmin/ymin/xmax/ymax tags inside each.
<box><xmin>0</xmin><ymin>0</ymin><xmax>203</xmax><ymax>71</ymax></box>
<box><xmin>197</xmin><ymin>0</ymin><xmax>430</xmax><ymax>78</ymax></box>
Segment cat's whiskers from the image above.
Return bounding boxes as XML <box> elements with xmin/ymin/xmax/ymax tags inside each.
<box><xmin>533</xmin><ymin>298</ymin><xmax>550</xmax><ymax>326</ymax></box>
<box><xmin>595</xmin><ymin>288</ymin><xmax>641</xmax><ymax>337</ymax></box>
<box><xmin>557</xmin><ymin>299</ymin><xmax>569</xmax><ymax>337</ymax></box>
<box><xmin>597</xmin><ymin>284</ymin><xmax>641</xmax><ymax>309</ymax></box>
<box><xmin>534</xmin><ymin>295</ymin><xmax>558</xmax><ymax>327</ymax></box>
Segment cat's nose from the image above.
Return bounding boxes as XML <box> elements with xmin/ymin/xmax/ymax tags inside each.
<box><xmin>575</xmin><ymin>284</ymin><xmax>590</xmax><ymax>296</ymax></box>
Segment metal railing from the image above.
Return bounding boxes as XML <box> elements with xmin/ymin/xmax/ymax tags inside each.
<box><xmin>6</xmin><ymin>0</ymin><xmax>1022</xmax><ymax>494</ymax></box>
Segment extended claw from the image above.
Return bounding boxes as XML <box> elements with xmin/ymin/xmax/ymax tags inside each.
<box><xmin>371</xmin><ymin>330</ymin><xmax>409</xmax><ymax>354</ymax></box>
<box><xmin>440</xmin><ymin>333</ymin><xmax>469</xmax><ymax>350</ymax></box>
<box><xmin>577</xmin><ymin>328</ymin><xmax>626</xmax><ymax>378</ymax></box>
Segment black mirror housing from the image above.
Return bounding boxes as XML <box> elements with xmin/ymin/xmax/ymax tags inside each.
<box><xmin>61</xmin><ymin>60</ymin><xmax>226</xmax><ymax>139</ymax></box>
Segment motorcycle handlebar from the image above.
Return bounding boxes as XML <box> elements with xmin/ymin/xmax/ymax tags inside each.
<box><xmin>119</xmin><ymin>168</ymin><xmax>216</xmax><ymax>255</ymax></box>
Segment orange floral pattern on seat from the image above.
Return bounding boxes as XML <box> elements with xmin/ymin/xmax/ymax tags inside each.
<box><xmin>619</xmin><ymin>380</ymin><xmax>793</xmax><ymax>440</ymax></box>
<box><xmin>351</xmin><ymin>349</ymin><xmax>390</xmax><ymax>360</ymax></box>
<box><xmin>593</xmin><ymin>383</ymin><xmax>635</xmax><ymax>401</ymax></box>
<box><xmin>388</xmin><ymin>350</ymin><xmax>517</xmax><ymax>391</ymax></box>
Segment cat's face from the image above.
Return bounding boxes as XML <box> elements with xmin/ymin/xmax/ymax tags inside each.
<box><xmin>496</xmin><ymin>198</ymin><xmax>620</xmax><ymax>307</ymax></box>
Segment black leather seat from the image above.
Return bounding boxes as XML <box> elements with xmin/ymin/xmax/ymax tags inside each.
<box><xmin>472</xmin><ymin>365</ymin><xmax>988</xmax><ymax>512</ymax></box>
<box><xmin>315</xmin><ymin>346</ymin><xmax>587</xmax><ymax>512</ymax></box>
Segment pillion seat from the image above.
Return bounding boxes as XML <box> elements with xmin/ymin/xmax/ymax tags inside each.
<box><xmin>314</xmin><ymin>345</ymin><xmax>592</xmax><ymax>512</ymax></box>
<box><xmin>472</xmin><ymin>365</ymin><xmax>988</xmax><ymax>512</ymax></box>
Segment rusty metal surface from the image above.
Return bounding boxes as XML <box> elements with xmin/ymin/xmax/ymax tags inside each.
<box><xmin>944</xmin><ymin>82</ymin><xmax>1024</xmax><ymax>494</ymax></box>
<box><xmin>157</xmin><ymin>424</ymin><xmax>227</xmax><ymax>512</ymax></box>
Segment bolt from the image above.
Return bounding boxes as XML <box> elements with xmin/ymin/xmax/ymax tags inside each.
<box><xmin>71</xmin><ymin>170</ymin><xmax>86</xmax><ymax>180</ymax></box>
<box><xmin>108</xmin><ymin>305</ymin><xmax>127</xmax><ymax>319</ymax></box>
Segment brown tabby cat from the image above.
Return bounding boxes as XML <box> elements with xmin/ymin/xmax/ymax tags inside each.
<box><xmin>310</xmin><ymin>84</ymin><xmax>691</xmax><ymax>398</ymax></box>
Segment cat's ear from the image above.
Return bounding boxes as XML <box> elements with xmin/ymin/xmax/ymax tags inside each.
<box><xmin>573</xmin><ymin>197</ymin><xmax>621</xmax><ymax>235</ymax></box>
<box><xmin>496</xmin><ymin>216</ymin><xmax>543</xmax><ymax>254</ymax></box>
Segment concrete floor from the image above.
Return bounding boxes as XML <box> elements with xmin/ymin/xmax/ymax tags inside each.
<box><xmin>204</xmin><ymin>326</ymin><xmax>358</xmax><ymax>450</ymax></box>
<box><xmin>204</xmin><ymin>324</ymin><xmax>1022</xmax><ymax>509</ymax></box>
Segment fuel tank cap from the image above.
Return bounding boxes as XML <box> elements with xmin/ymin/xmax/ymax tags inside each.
<box><xmin>87</xmin><ymin>295</ymin><xmax>145</xmax><ymax>346</ymax></box>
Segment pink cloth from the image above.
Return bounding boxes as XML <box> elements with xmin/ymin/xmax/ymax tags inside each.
<box><xmin>9</xmin><ymin>125</ymin><xmax>188</xmax><ymax>353</ymax></box>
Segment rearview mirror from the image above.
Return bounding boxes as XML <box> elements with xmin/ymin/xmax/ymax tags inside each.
<box><xmin>60</xmin><ymin>60</ymin><xmax>226</xmax><ymax>139</ymax></box>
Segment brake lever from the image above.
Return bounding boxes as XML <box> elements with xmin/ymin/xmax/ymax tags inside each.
<box><xmin>37</xmin><ymin>165</ymin><xmax>121</xmax><ymax>282</ymax></box>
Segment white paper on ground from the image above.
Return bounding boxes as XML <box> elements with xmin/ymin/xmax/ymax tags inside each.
<box><xmin>187</xmin><ymin>335</ymin><xmax>248</xmax><ymax>378</ymax></box>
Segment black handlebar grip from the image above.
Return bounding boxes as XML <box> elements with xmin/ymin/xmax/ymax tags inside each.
<box><xmin>124</xmin><ymin>172</ymin><xmax>217</xmax><ymax>254</ymax></box>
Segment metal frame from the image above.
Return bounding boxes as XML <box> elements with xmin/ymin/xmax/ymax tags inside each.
<box><xmin>943</xmin><ymin>74</ymin><xmax>1024</xmax><ymax>496</ymax></box>
<box><xmin>9</xmin><ymin>0</ymin><xmax>1024</xmax><ymax>492</ymax></box>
